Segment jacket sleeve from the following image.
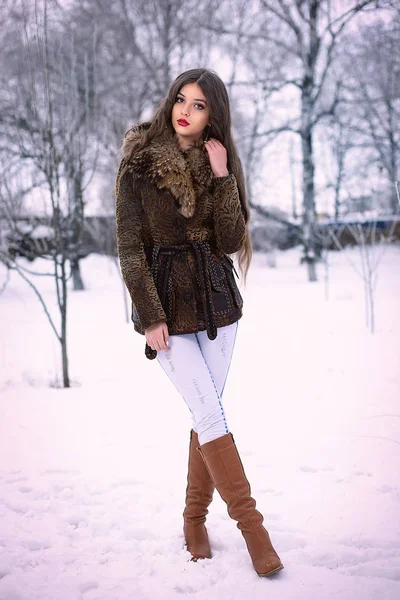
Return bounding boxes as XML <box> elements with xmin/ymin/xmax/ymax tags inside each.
<box><xmin>212</xmin><ymin>173</ymin><xmax>246</xmax><ymax>254</ymax></box>
<box><xmin>115</xmin><ymin>160</ymin><xmax>167</xmax><ymax>330</ymax></box>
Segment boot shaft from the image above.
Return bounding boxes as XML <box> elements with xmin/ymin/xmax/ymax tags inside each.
<box><xmin>197</xmin><ymin>432</ymin><xmax>284</xmax><ymax>577</ymax></box>
<box><xmin>183</xmin><ymin>429</ymin><xmax>215</xmax><ymax>523</ymax></box>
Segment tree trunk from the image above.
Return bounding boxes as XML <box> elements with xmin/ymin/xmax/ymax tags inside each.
<box><xmin>71</xmin><ymin>257</ymin><xmax>84</xmax><ymax>291</ymax></box>
<box><xmin>289</xmin><ymin>139</ymin><xmax>298</xmax><ymax>220</ymax></box>
<box><xmin>387</xmin><ymin>96</ymin><xmax>398</xmax><ymax>214</ymax></box>
<box><xmin>61</xmin><ymin>258</ymin><xmax>70</xmax><ymax>388</ymax></box>
<box><xmin>70</xmin><ymin>174</ymin><xmax>85</xmax><ymax>290</ymax></box>
<box><xmin>162</xmin><ymin>1</ymin><xmax>172</xmax><ymax>91</ymax></box>
<box><xmin>334</xmin><ymin>127</ymin><xmax>346</xmax><ymax>220</ymax></box>
<box><xmin>301</xmin><ymin>86</ymin><xmax>318</xmax><ymax>282</ymax></box>
<box><xmin>389</xmin><ymin>134</ymin><xmax>398</xmax><ymax>214</ymax></box>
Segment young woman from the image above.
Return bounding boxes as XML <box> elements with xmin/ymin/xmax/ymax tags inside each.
<box><xmin>115</xmin><ymin>68</ymin><xmax>284</xmax><ymax>577</ymax></box>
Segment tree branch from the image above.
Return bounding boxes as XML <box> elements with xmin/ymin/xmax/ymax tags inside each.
<box><xmin>253</xmin><ymin>123</ymin><xmax>301</xmax><ymax>137</ymax></box>
<box><xmin>204</xmin><ymin>23</ymin><xmax>302</xmax><ymax>58</ymax></box>
<box><xmin>230</xmin><ymin>78</ymin><xmax>302</xmax><ymax>90</ymax></box>
<box><xmin>312</xmin><ymin>79</ymin><xmax>341</xmax><ymax>126</ymax></box>
<box><xmin>262</xmin><ymin>0</ymin><xmax>304</xmax><ymax>54</ymax></box>
<box><xmin>1</xmin><ymin>256</ymin><xmax>61</xmax><ymax>342</ymax></box>
<box><xmin>323</xmin><ymin>0</ymin><xmax>377</xmax><ymax>38</ymax></box>
<box><xmin>250</xmin><ymin>201</ymin><xmax>302</xmax><ymax>230</ymax></box>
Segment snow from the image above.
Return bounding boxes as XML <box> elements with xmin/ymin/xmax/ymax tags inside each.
<box><xmin>29</xmin><ymin>225</ymin><xmax>54</xmax><ymax>240</ymax></box>
<box><xmin>317</xmin><ymin>213</ymin><xmax>400</xmax><ymax>225</ymax></box>
<box><xmin>0</xmin><ymin>246</ymin><xmax>399</xmax><ymax>600</ymax></box>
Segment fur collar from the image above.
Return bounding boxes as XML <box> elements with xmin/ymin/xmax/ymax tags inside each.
<box><xmin>121</xmin><ymin>124</ymin><xmax>214</xmax><ymax>218</ymax></box>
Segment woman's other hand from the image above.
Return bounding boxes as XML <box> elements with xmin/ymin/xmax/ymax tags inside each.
<box><xmin>204</xmin><ymin>138</ymin><xmax>229</xmax><ymax>178</ymax></box>
<box><xmin>145</xmin><ymin>321</ymin><xmax>170</xmax><ymax>351</ymax></box>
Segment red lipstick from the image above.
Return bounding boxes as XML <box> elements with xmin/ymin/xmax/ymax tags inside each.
<box><xmin>177</xmin><ymin>119</ymin><xmax>189</xmax><ymax>127</ymax></box>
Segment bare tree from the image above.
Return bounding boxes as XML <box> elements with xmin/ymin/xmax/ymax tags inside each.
<box><xmin>317</xmin><ymin>108</ymin><xmax>369</xmax><ymax>220</ymax></box>
<box><xmin>1</xmin><ymin>0</ymin><xmax>100</xmax><ymax>291</ymax></box>
<box><xmin>60</xmin><ymin>22</ymin><xmax>101</xmax><ymax>290</ymax></box>
<box><xmin>310</xmin><ymin>224</ymin><xmax>335</xmax><ymax>300</ymax></box>
<box><xmin>329</xmin><ymin>119</ymin><xmax>352</xmax><ymax>219</ymax></box>
<box><xmin>0</xmin><ymin>163</ymin><xmax>72</xmax><ymax>387</ymax></box>
<box><xmin>0</xmin><ymin>0</ymin><xmax>99</xmax><ymax>386</ymax></box>
<box><xmin>75</xmin><ymin>0</ymin><xmax>216</xmax><ymax>158</ymax></box>
<box><xmin>339</xmin><ymin>17</ymin><xmax>400</xmax><ymax>213</ymax></box>
<box><xmin>261</xmin><ymin>1</ymin><xmax>389</xmax><ymax>280</ymax></box>
<box><xmin>329</xmin><ymin>217</ymin><xmax>397</xmax><ymax>333</ymax></box>
<box><xmin>200</xmin><ymin>0</ymin><xmax>296</xmax><ymax>237</ymax></box>
<box><xmin>289</xmin><ymin>138</ymin><xmax>299</xmax><ymax>220</ymax></box>
<box><xmin>207</xmin><ymin>0</ymin><xmax>387</xmax><ymax>280</ymax></box>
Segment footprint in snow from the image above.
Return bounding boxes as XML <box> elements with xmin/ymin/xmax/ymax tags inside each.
<box><xmin>79</xmin><ymin>580</ymin><xmax>99</xmax><ymax>594</ymax></box>
<box><xmin>17</xmin><ymin>485</ymin><xmax>33</xmax><ymax>494</ymax></box>
<box><xmin>67</xmin><ymin>515</ymin><xmax>89</xmax><ymax>529</ymax></box>
<box><xmin>175</xmin><ymin>584</ymin><xmax>197</xmax><ymax>594</ymax></box>
<box><xmin>300</xmin><ymin>466</ymin><xmax>335</xmax><ymax>473</ymax></box>
<box><xmin>4</xmin><ymin>501</ymin><xmax>29</xmax><ymax>515</ymax></box>
<box><xmin>21</xmin><ymin>539</ymin><xmax>52</xmax><ymax>551</ymax></box>
<box><xmin>4</xmin><ymin>475</ymin><xmax>28</xmax><ymax>484</ymax></box>
<box><xmin>376</xmin><ymin>484</ymin><xmax>400</xmax><ymax>501</ymax></box>
<box><xmin>377</xmin><ymin>484</ymin><xmax>398</xmax><ymax>494</ymax></box>
<box><xmin>336</xmin><ymin>535</ymin><xmax>400</xmax><ymax>551</ymax></box>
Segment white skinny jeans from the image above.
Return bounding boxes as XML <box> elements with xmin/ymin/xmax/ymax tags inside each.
<box><xmin>156</xmin><ymin>321</ymin><xmax>239</xmax><ymax>445</ymax></box>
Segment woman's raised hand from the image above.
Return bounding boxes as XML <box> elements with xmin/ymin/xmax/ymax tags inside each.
<box><xmin>145</xmin><ymin>321</ymin><xmax>170</xmax><ymax>352</ymax></box>
<box><xmin>204</xmin><ymin>138</ymin><xmax>229</xmax><ymax>178</ymax></box>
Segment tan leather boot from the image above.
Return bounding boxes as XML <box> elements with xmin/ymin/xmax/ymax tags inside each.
<box><xmin>183</xmin><ymin>429</ymin><xmax>215</xmax><ymax>560</ymax></box>
<box><xmin>197</xmin><ymin>432</ymin><xmax>284</xmax><ymax>577</ymax></box>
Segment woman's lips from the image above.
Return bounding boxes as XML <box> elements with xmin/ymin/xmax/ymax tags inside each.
<box><xmin>177</xmin><ymin>119</ymin><xmax>189</xmax><ymax>127</ymax></box>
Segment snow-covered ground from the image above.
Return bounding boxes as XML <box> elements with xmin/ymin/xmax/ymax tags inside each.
<box><xmin>0</xmin><ymin>246</ymin><xmax>399</xmax><ymax>600</ymax></box>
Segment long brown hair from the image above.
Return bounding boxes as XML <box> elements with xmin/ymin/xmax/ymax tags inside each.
<box><xmin>122</xmin><ymin>68</ymin><xmax>252</xmax><ymax>281</ymax></box>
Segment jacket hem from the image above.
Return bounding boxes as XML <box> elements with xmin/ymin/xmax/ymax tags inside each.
<box><xmin>134</xmin><ymin>310</ymin><xmax>242</xmax><ymax>337</ymax></box>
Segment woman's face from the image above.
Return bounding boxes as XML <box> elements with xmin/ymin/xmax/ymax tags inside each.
<box><xmin>171</xmin><ymin>82</ymin><xmax>210</xmax><ymax>141</ymax></box>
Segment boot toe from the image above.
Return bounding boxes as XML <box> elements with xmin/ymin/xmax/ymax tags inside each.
<box><xmin>188</xmin><ymin>548</ymin><xmax>212</xmax><ymax>561</ymax></box>
<box><xmin>255</xmin><ymin>558</ymin><xmax>284</xmax><ymax>577</ymax></box>
<box><xmin>186</xmin><ymin>545</ymin><xmax>212</xmax><ymax>560</ymax></box>
<box><xmin>184</xmin><ymin>523</ymin><xmax>212</xmax><ymax>560</ymax></box>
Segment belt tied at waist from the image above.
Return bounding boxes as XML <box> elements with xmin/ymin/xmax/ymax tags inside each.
<box><xmin>150</xmin><ymin>240</ymin><xmax>218</xmax><ymax>343</ymax></box>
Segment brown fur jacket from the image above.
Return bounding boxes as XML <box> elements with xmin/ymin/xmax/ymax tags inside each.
<box><xmin>115</xmin><ymin>123</ymin><xmax>246</xmax><ymax>359</ymax></box>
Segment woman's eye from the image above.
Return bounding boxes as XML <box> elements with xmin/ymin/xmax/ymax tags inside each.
<box><xmin>175</xmin><ymin>97</ymin><xmax>204</xmax><ymax>110</ymax></box>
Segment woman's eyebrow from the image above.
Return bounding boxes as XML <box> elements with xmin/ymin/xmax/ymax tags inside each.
<box><xmin>178</xmin><ymin>92</ymin><xmax>207</xmax><ymax>104</ymax></box>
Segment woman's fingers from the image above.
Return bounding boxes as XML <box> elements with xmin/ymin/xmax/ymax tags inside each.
<box><xmin>145</xmin><ymin>335</ymin><xmax>157</xmax><ymax>351</ymax></box>
<box><xmin>205</xmin><ymin>140</ymin><xmax>218</xmax><ymax>152</ymax></box>
<box><xmin>204</xmin><ymin>139</ymin><xmax>214</xmax><ymax>150</ymax></box>
<box><xmin>147</xmin><ymin>335</ymin><xmax>169</xmax><ymax>352</ymax></box>
<box><xmin>205</xmin><ymin>138</ymin><xmax>223</xmax><ymax>149</ymax></box>
<box><xmin>145</xmin><ymin>322</ymin><xmax>170</xmax><ymax>352</ymax></box>
<box><xmin>162</xmin><ymin>323</ymin><xmax>170</xmax><ymax>350</ymax></box>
